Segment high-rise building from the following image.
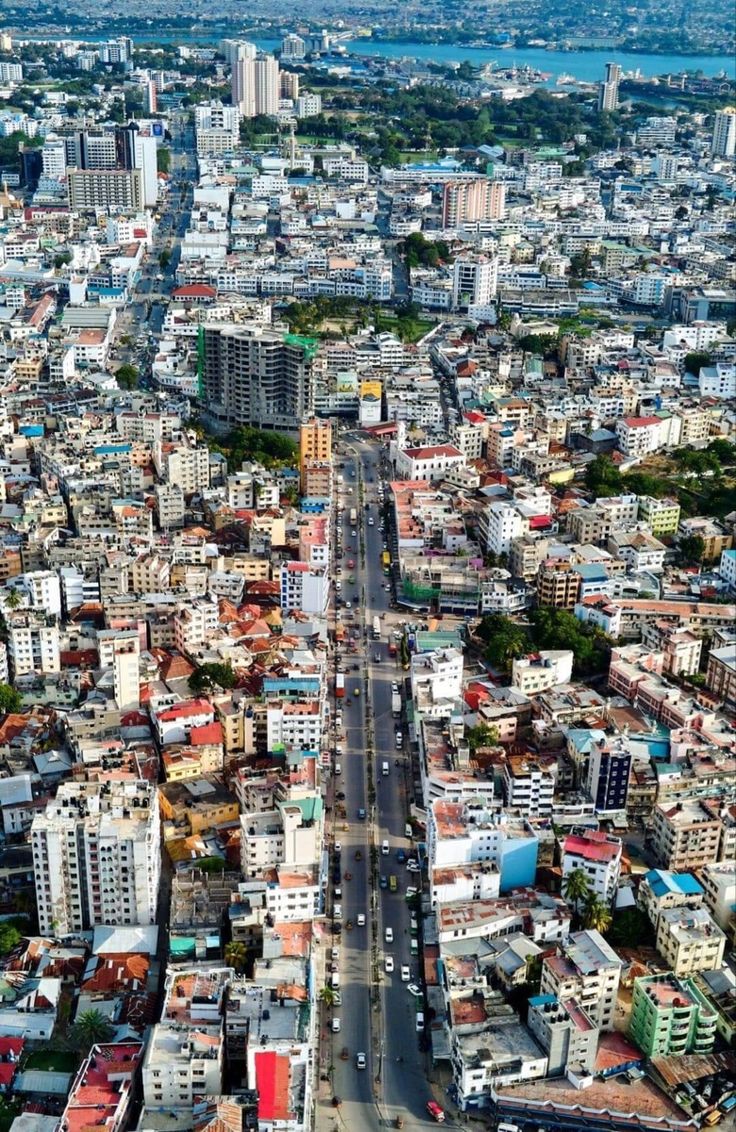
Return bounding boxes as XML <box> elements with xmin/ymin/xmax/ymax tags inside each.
<box><xmin>254</xmin><ymin>55</ymin><xmax>279</xmax><ymax>116</ymax></box>
<box><xmin>586</xmin><ymin>736</ymin><xmax>631</xmax><ymax>815</ymax></box>
<box><xmin>220</xmin><ymin>38</ymin><xmax>256</xmax><ymax>65</ymax></box>
<box><xmin>31</xmin><ymin>780</ymin><xmax>161</xmax><ymax>936</ymax></box>
<box><xmin>711</xmin><ymin>108</ymin><xmax>736</xmax><ymax>157</ymax></box>
<box><xmin>199</xmin><ymin>324</ymin><xmax>316</xmax><ymax>433</ymax></box>
<box><xmin>98</xmin><ymin>629</ymin><xmax>140</xmax><ymax>712</ymax></box>
<box><xmin>145</xmin><ymin>79</ymin><xmax>157</xmax><ymax>114</ymax></box>
<box><xmin>452</xmin><ymin>254</ymin><xmax>498</xmax><ymax>309</ymax></box>
<box><xmin>598</xmin><ymin>61</ymin><xmax>622</xmax><ymax>112</ymax></box>
<box><xmin>281</xmin><ymin>33</ymin><xmax>306</xmax><ymax>61</ymax></box>
<box><xmin>133</xmin><ymin>133</ymin><xmax>158</xmax><ymax>206</ymax></box>
<box><xmin>41</xmin><ymin>136</ymin><xmax>67</xmax><ymax>179</ymax></box>
<box><xmin>67</xmin><ymin>167</ymin><xmax>143</xmax><ymax>211</ymax></box>
<box><xmin>280</xmin><ymin>70</ymin><xmax>300</xmax><ymax>101</ymax></box>
<box><xmin>299</xmin><ymin>417</ymin><xmax>332</xmax><ymax>494</ymax></box>
<box><xmin>442</xmin><ymin>178</ymin><xmax>506</xmax><ymax>227</ymax></box>
<box><xmin>232</xmin><ymin>55</ymin><xmax>255</xmax><ymax>117</ymax></box>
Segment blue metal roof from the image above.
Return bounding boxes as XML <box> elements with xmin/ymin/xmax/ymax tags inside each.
<box><xmin>645</xmin><ymin>869</ymin><xmax>703</xmax><ymax>898</ymax></box>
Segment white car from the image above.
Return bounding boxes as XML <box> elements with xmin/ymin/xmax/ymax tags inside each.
<box><xmin>357</xmin><ymin>913</ymin><xmax>366</xmax><ymax>926</ymax></box>
<box><xmin>406</xmin><ymin>860</ymin><xmax>421</xmax><ymax>873</ymax></box>
<box><xmin>381</xmin><ymin>840</ymin><xmax>390</xmax><ymax>855</ymax></box>
<box><xmin>351</xmin><ymin>529</ymin><xmax>357</xmax><ymax>537</ymax></box>
<box><xmin>332</xmin><ymin>1017</ymin><xmax>341</xmax><ymax>1032</ymax></box>
<box><xmin>385</xmin><ymin>955</ymin><xmax>394</xmax><ymax>973</ymax></box>
<box><xmin>331</xmin><ymin>948</ymin><xmax>340</xmax><ymax>961</ymax></box>
<box><xmin>385</xmin><ymin>927</ymin><xmax>393</xmax><ymax>943</ymax></box>
<box><xmin>356</xmin><ymin>1052</ymin><xmax>367</xmax><ymax>1070</ymax></box>
<box><xmin>407</xmin><ymin>983</ymin><xmax>422</xmax><ymax>997</ymax></box>
<box><xmin>334</xmin><ymin>842</ymin><xmax>342</xmax><ymax>853</ymax></box>
<box><xmin>401</xmin><ymin>965</ymin><xmax>411</xmax><ymax>982</ymax></box>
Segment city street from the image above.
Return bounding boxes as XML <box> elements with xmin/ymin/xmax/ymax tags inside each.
<box><xmin>318</xmin><ymin>434</ymin><xmax>442</xmax><ymax>1130</ymax></box>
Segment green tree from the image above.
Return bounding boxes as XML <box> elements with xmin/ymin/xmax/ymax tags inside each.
<box><xmin>0</xmin><ymin>921</ymin><xmax>22</xmax><ymax>955</ymax></box>
<box><xmin>677</xmin><ymin>534</ymin><xmax>706</xmax><ymax>566</ymax></box>
<box><xmin>319</xmin><ymin>984</ymin><xmax>335</xmax><ymax>1007</ymax></box>
<box><xmin>605</xmin><ymin>906</ymin><xmax>655</xmax><ymax>948</ymax></box>
<box><xmin>562</xmin><ymin>867</ymin><xmax>592</xmax><ymax>926</ymax></box>
<box><xmin>5</xmin><ymin>588</ymin><xmax>23</xmax><ymax>610</ymax></box>
<box><xmin>115</xmin><ymin>363</ymin><xmax>139</xmax><ymax>390</ymax></box>
<box><xmin>477</xmin><ymin>614</ymin><xmax>529</xmax><ymax>673</ymax></box>
<box><xmin>159</xmin><ymin>248</ymin><xmax>171</xmax><ymax>269</ymax></box>
<box><xmin>0</xmin><ymin>684</ymin><xmax>22</xmax><ymax>715</ymax></box>
<box><xmin>583</xmin><ymin>896</ymin><xmax>613</xmax><ymax>934</ymax></box>
<box><xmin>156</xmin><ymin>146</ymin><xmax>171</xmax><ymax>174</ymax></box>
<box><xmin>189</xmin><ymin>662</ymin><xmax>237</xmax><ymax>694</ymax></box>
<box><xmin>466</xmin><ymin>722</ymin><xmax>500</xmax><ymax>754</ymax></box>
<box><xmin>54</xmin><ymin>252</ymin><xmax>72</xmax><ymax>269</ymax></box>
<box><xmin>683</xmin><ymin>351</ymin><xmax>711</xmax><ymax>376</ymax></box>
<box><xmin>225</xmin><ymin>941</ymin><xmax>248</xmax><ymax>973</ymax></box>
<box><xmin>72</xmin><ymin>1008</ymin><xmax>114</xmax><ymax>1051</ymax></box>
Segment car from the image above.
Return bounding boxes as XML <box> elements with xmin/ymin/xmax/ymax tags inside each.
<box><xmin>415</xmin><ymin>1012</ymin><xmax>425</xmax><ymax>1032</ymax></box>
<box><xmin>331</xmin><ymin>947</ymin><xmax>340</xmax><ymax>961</ymax></box>
<box><xmin>396</xmin><ymin>848</ymin><xmax>406</xmax><ymax>863</ymax></box>
<box><xmin>379</xmin><ymin>874</ymin><xmax>388</xmax><ymax>889</ymax></box>
<box><xmin>368</xmin><ymin>517</ymin><xmax>374</xmax><ymax>525</ymax></box>
<box><xmin>385</xmin><ymin>927</ymin><xmax>393</xmax><ymax>943</ymax></box>
<box><xmin>332</xmin><ymin>869</ymin><xmax>341</xmax><ymax>885</ymax></box>
<box><xmin>357</xmin><ymin>808</ymin><xmax>366</xmax><ymax>820</ymax></box>
<box><xmin>351</xmin><ymin>529</ymin><xmax>357</xmax><ymax>537</ymax></box>
<box><xmin>357</xmin><ymin>913</ymin><xmax>366</xmax><ymax>926</ymax></box>
<box><xmin>334</xmin><ymin>842</ymin><xmax>342</xmax><ymax>854</ymax></box>
<box><xmin>334</xmin><ymin>887</ymin><xmax>342</xmax><ymax>899</ymax></box>
<box><xmin>401</xmin><ymin>965</ymin><xmax>411</xmax><ymax>982</ymax></box>
<box><xmin>405</xmin><ymin>887</ymin><xmax>418</xmax><ymax>899</ymax></box>
<box><xmin>391</xmin><ymin>683</ymin><xmax>399</xmax><ymax>694</ymax></box>
<box><xmin>395</xmin><ymin>735</ymin><xmax>403</xmax><ymax>749</ymax></box>
<box><xmin>332</xmin><ymin>1017</ymin><xmax>341</xmax><ymax>1032</ymax></box>
<box><xmin>356</xmin><ymin>1052</ymin><xmax>366</xmax><ymax>1070</ymax></box>
<box><xmin>344</xmin><ymin>601</ymin><xmax>351</xmax><ymax>609</ymax></box>
<box><xmin>331</xmin><ymin>972</ymin><xmax>340</xmax><ymax>988</ymax></box>
<box><xmin>406</xmin><ymin>860</ymin><xmax>421</xmax><ymax>873</ymax></box>
<box><xmin>426</xmin><ymin>1100</ymin><xmax>446</xmax><ymax>1123</ymax></box>
<box><xmin>374</xmin><ymin>653</ymin><xmax>381</xmax><ymax>662</ymax></box>
<box><xmin>407</xmin><ymin>983</ymin><xmax>422</xmax><ymax>997</ymax></box>
<box><xmin>332</xmin><ymin>991</ymin><xmax>342</xmax><ymax>1006</ymax></box>
<box><xmin>334</xmin><ymin>904</ymin><xmax>342</xmax><ymax>920</ymax></box>
<box><xmin>381</xmin><ymin>840</ymin><xmax>390</xmax><ymax>855</ymax></box>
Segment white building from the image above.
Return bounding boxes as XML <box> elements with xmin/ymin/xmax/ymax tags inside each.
<box><xmin>502</xmin><ymin>757</ymin><xmax>555</xmax><ymax>818</ymax></box>
<box><xmin>655</xmin><ymin>907</ymin><xmax>726</xmax><ymax>977</ymax></box>
<box><xmin>394</xmin><ymin>443</ymin><xmax>465</xmax><ymax>483</ymax></box>
<box><xmin>711</xmin><ymin>108</ymin><xmax>736</xmax><ymax>157</ymax></box>
<box><xmin>7</xmin><ymin>613</ymin><xmax>60</xmax><ymax>676</ymax></box>
<box><xmin>511</xmin><ymin>650</ymin><xmax>574</xmax><ymax>695</ymax></box>
<box><xmin>452</xmin><ymin>254</ymin><xmax>498</xmax><ymax>309</ymax></box>
<box><xmin>561</xmin><ymin>829</ymin><xmax>622</xmax><ymax>905</ymax></box>
<box><xmin>540</xmin><ymin>930</ymin><xmax>622</xmax><ymax>1031</ymax></box>
<box><xmin>133</xmin><ymin>134</ymin><xmax>158</xmax><ymax>207</ymax></box>
<box><xmin>699</xmin><ymin>363</ymin><xmax>735</xmax><ymax>399</ymax></box>
<box><xmin>31</xmin><ymin>780</ymin><xmax>161</xmax><ymax>936</ymax></box>
<box><xmin>483</xmin><ymin>501</ymin><xmax>527</xmax><ymax>557</ymax></box>
<box><xmin>700</xmin><ymin>861</ymin><xmax>736</xmax><ymax>932</ymax></box>
<box><xmin>240</xmin><ymin>798</ymin><xmax>323</xmax><ymax>878</ymax></box>
<box><xmin>280</xmin><ymin>561</ymin><xmax>329</xmax><ymax>615</ymax></box>
<box><xmin>615</xmin><ymin>416</ymin><xmax>664</xmax><ymax>457</ymax></box>
<box><xmin>98</xmin><ymin>629</ymin><xmax>141</xmax><ymax>712</ymax></box>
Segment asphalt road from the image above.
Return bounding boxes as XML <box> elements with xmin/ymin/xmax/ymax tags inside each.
<box><xmin>320</xmin><ymin>435</ymin><xmax>443</xmax><ymax>1131</ymax></box>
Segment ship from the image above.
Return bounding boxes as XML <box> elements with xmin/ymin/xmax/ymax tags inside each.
<box><xmin>556</xmin><ymin>72</ymin><xmax>576</xmax><ymax>85</ymax></box>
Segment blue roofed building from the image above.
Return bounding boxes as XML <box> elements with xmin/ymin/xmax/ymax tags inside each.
<box><xmin>638</xmin><ymin>868</ymin><xmax>704</xmax><ymax>930</ymax></box>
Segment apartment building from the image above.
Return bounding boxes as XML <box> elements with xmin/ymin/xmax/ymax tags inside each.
<box><xmin>483</xmin><ymin>501</ymin><xmax>528</xmax><ymax>557</ymax></box>
<box><xmin>536</xmin><ymin>561</ymin><xmax>581</xmax><ymax>609</ymax></box>
<box><xmin>511</xmin><ymin>650</ymin><xmax>573</xmax><ymax>696</ymax></box>
<box><xmin>615</xmin><ymin>416</ymin><xmax>664</xmax><ymax>457</ymax></box>
<box><xmin>200</xmin><ymin>323</ymin><xmax>316</xmax><ymax>433</ymax></box>
<box><xmin>540</xmin><ymin>930</ymin><xmax>622</xmax><ymax>1030</ymax></box>
<box><xmin>442</xmin><ymin>178</ymin><xmax>506</xmax><ymax>227</ymax></box>
<box><xmin>502</xmin><ymin>756</ymin><xmax>555</xmax><ymax>817</ymax></box>
<box><xmin>651</xmin><ymin>800</ymin><xmax>724</xmax><ymax>871</ymax></box>
<box><xmin>299</xmin><ymin>416</ymin><xmax>332</xmax><ymax>496</ymax></box>
<box><xmin>638</xmin><ymin>869</ymin><xmax>705</xmax><ymax>930</ymax></box>
<box><xmin>527</xmin><ymin>995</ymin><xmax>598</xmax><ymax>1076</ymax></box>
<box><xmin>240</xmin><ymin>796</ymin><xmax>323</xmax><ymax>879</ymax></box>
<box><xmin>656</xmin><ymin>907</ymin><xmax>726</xmax><ymax>977</ymax></box>
<box><xmin>427</xmin><ymin>800</ymin><xmax>538</xmax><ymax>895</ymax></box>
<box><xmin>142</xmin><ymin>969</ymin><xmax>228</xmax><ymax>1106</ymax></box>
<box><xmin>97</xmin><ymin>628</ymin><xmax>140</xmax><ymax>712</ymax></box>
<box><xmin>629</xmin><ymin>974</ymin><xmax>717</xmax><ymax>1057</ymax></box>
<box><xmin>31</xmin><ymin>780</ymin><xmax>161</xmax><ymax>936</ymax></box>
<box><xmin>280</xmin><ymin>560</ymin><xmax>329</xmax><ymax>615</ymax></box>
<box><xmin>637</xmin><ymin>495</ymin><xmax>681</xmax><ymax>537</ymax></box>
<box><xmin>586</xmin><ymin>736</ymin><xmax>631</xmax><ymax>816</ymax></box>
<box><xmin>561</xmin><ymin>830</ymin><xmax>622</xmax><ymax>905</ymax></box>
<box><xmin>67</xmin><ymin>167</ymin><xmax>143</xmax><ymax>211</ymax></box>
<box><xmin>700</xmin><ymin>861</ymin><xmax>736</xmax><ymax>933</ymax></box>
<box><xmin>7</xmin><ymin>612</ymin><xmax>60</xmax><ymax>676</ymax></box>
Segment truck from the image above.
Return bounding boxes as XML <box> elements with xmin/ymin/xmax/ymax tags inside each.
<box><xmin>372</xmin><ymin>616</ymin><xmax>381</xmax><ymax>640</ymax></box>
<box><xmin>335</xmin><ymin>673</ymin><xmax>345</xmax><ymax>699</ymax></box>
<box><xmin>349</xmin><ymin>508</ymin><xmax>357</xmax><ymax>525</ymax></box>
<box><xmin>392</xmin><ymin>691</ymin><xmax>402</xmax><ymax>717</ymax></box>
<box><xmin>388</xmin><ymin>640</ymin><xmax>397</xmax><ymax>657</ymax></box>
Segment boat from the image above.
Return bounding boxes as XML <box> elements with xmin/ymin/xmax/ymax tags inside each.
<box><xmin>556</xmin><ymin>72</ymin><xmax>576</xmax><ymax>85</ymax></box>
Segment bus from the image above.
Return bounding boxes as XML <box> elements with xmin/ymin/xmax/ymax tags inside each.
<box><xmin>349</xmin><ymin>508</ymin><xmax>357</xmax><ymax>525</ymax></box>
<box><xmin>372</xmin><ymin>616</ymin><xmax>381</xmax><ymax>640</ymax></box>
<box><xmin>381</xmin><ymin>550</ymin><xmax>390</xmax><ymax>575</ymax></box>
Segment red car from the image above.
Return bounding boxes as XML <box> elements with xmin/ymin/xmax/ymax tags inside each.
<box><xmin>426</xmin><ymin>1101</ymin><xmax>445</xmax><ymax>1123</ymax></box>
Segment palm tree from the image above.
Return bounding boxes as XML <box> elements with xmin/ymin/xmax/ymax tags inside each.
<box><xmin>584</xmin><ymin>896</ymin><xmax>613</xmax><ymax>935</ymax></box>
<box><xmin>225</xmin><ymin>941</ymin><xmax>248</xmax><ymax>973</ymax></box>
<box><xmin>72</xmin><ymin>1008</ymin><xmax>114</xmax><ymax>1051</ymax></box>
<box><xmin>319</xmin><ymin>985</ymin><xmax>335</xmax><ymax>1008</ymax></box>
<box><xmin>562</xmin><ymin>868</ymin><xmax>592</xmax><ymax>926</ymax></box>
<box><xmin>5</xmin><ymin>589</ymin><xmax>22</xmax><ymax>610</ymax></box>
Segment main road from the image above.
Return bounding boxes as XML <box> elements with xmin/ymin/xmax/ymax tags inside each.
<box><xmin>320</xmin><ymin>432</ymin><xmax>442</xmax><ymax>1130</ymax></box>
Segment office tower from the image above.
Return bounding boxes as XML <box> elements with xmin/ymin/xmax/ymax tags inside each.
<box><xmin>598</xmin><ymin>61</ymin><xmax>622</xmax><ymax>111</ymax></box>
<box><xmin>452</xmin><ymin>254</ymin><xmax>498</xmax><ymax>309</ymax></box>
<box><xmin>442</xmin><ymin>178</ymin><xmax>506</xmax><ymax>227</ymax></box>
<box><xmin>281</xmin><ymin>33</ymin><xmax>306</xmax><ymax>61</ymax></box>
<box><xmin>67</xmin><ymin>167</ymin><xmax>143</xmax><ymax>211</ymax></box>
<box><xmin>255</xmin><ymin>55</ymin><xmax>279</xmax><ymax>116</ymax></box>
<box><xmin>133</xmin><ymin>133</ymin><xmax>158</xmax><ymax>206</ymax></box>
<box><xmin>280</xmin><ymin>70</ymin><xmax>300</xmax><ymax>101</ymax></box>
<box><xmin>31</xmin><ymin>780</ymin><xmax>161</xmax><ymax>936</ymax></box>
<box><xmin>200</xmin><ymin>324</ymin><xmax>316</xmax><ymax>433</ymax></box>
<box><xmin>19</xmin><ymin>144</ymin><xmax>43</xmax><ymax>189</ymax></box>
<box><xmin>711</xmin><ymin>108</ymin><xmax>736</xmax><ymax>157</ymax></box>
<box><xmin>145</xmin><ymin>78</ymin><xmax>157</xmax><ymax>114</ymax></box>
<box><xmin>41</xmin><ymin>136</ymin><xmax>67</xmax><ymax>179</ymax></box>
<box><xmin>221</xmin><ymin>38</ymin><xmax>256</xmax><ymax>65</ymax></box>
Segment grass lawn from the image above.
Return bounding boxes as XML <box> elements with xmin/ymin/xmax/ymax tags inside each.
<box><xmin>23</xmin><ymin>1049</ymin><xmax>77</xmax><ymax>1073</ymax></box>
<box><xmin>399</xmin><ymin>150</ymin><xmax>439</xmax><ymax>164</ymax></box>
